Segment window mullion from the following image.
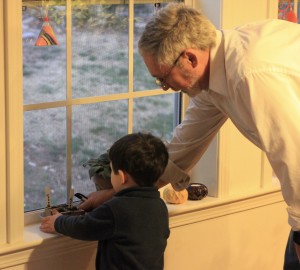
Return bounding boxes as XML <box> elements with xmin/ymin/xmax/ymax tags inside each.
<box><xmin>66</xmin><ymin>0</ymin><xmax>73</xmax><ymax>196</ymax></box>
<box><xmin>127</xmin><ymin>0</ymin><xmax>134</xmax><ymax>134</ymax></box>
<box><xmin>0</xmin><ymin>0</ymin><xmax>6</xmax><ymax>245</ymax></box>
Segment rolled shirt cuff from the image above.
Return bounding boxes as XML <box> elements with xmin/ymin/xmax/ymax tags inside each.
<box><xmin>160</xmin><ymin>159</ymin><xmax>190</xmax><ymax>191</ymax></box>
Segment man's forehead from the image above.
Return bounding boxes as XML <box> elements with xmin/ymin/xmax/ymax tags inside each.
<box><xmin>142</xmin><ymin>53</ymin><xmax>166</xmax><ymax>77</ymax></box>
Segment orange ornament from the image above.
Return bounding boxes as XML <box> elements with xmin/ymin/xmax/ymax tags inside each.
<box><xmin>35</xmin><ymin>17</ymin><xmax>59</xmax><ymax>46</ymax></box>
<box><xmin>286</xmin><ymin>10</ymin><xmax>298</xmax><ymax>23</ymax></box>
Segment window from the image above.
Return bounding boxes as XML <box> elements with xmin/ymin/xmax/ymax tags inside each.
<box><xmin>22</xmin><ymin>1</ymin><xmax>181</xmax><ymax>212</ymax></box>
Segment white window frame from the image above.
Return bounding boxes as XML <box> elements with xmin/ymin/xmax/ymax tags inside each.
<box><xmin>22</xmin><ymin>0</ymin><xmax>181</xmax><ymax>210</ymax></box>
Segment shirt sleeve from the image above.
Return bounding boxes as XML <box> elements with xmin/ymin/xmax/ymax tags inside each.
<box><xmin>55</xmin><ymin>203</ymin><xmax>114</xmax><ymax>241</ymax></box>
<box><xmin>238</xmin><ymin>70</ymin><xmax>300</xmax><ymax>230</ymax></box>
<box><xmin>161</xmin><ymin>93</ymin><xmax>227</xmax><ymax>191</ymax></box>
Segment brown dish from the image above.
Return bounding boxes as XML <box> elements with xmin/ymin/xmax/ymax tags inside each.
<box><xmin>186</xmin><ymin>183</ymin><xmax>208</xmax><ymax>200</ymax></box>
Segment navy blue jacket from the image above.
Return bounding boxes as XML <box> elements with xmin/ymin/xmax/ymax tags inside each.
<box><xmin>55</xmin><ymin>187</ymin><xmax>170</xmax><ymax>270</ymax></box>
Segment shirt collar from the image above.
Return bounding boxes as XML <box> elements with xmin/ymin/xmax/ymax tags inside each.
<box><xmin>209</xmin><ymin>30</ymin><xmax>228</xmax><ymax>96</ymax></box>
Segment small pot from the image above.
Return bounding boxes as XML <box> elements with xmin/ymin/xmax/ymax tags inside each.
<box><xmin>186</xmin><ymin>183</ymin><xmax>208</xmax><ymax>200</ymax></box>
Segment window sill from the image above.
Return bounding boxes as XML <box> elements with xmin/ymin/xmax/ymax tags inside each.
<box><xmin>0</xmin><ymin>186</ymin><xmax>283</xmax><ymax>269</ymax></box>
<box><xmin>0</xmin><ymin>225</ymin><xmax>97</xmax><ymax>269</ymax></box>
<box><xmin>163</xmin><ymin>186</ymin><xmax>283</xmax><ymax>228</ymax></box>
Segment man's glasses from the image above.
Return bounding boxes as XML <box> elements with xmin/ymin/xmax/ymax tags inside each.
<box><xmin>155</xmin><ymin>53</ymin><xmax>182</xmax><ymax>87</ymax></box>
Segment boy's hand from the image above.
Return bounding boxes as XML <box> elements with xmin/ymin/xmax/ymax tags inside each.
<box><xmin>40</xmin><ymin>209</ymin><xmax>62</xmax><ymax>234</ymax></box>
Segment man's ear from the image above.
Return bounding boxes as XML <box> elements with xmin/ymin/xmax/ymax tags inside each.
<box><xmin>184</xmin><ymin>49</ymin><xmax>198</xmax><ymax>68</ymax></box>
<box><xmin>118</xmin><ymin>170</ymin><xmax>127</xmax><ymax>185</ymax></box>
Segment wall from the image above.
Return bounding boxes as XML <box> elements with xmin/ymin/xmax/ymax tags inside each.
<box><xmin>165</xmin><ymin>200</ymin><xmax>289</xmax><ymax>270</ymax></box>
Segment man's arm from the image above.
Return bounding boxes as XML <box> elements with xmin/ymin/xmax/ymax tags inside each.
<box><xmin>79</xmin><ymin>188</ymin><xmax>115</xmax><ymax>211</ymax></box>
<box><xmin>161</xmin><ymin>95</ymin><xmax>226</xmax><ymax>191</ymax></box>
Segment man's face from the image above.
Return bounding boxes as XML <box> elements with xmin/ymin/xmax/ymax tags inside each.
<box><xmin>142</xmin><ymin>50</ymin><xmax>209</xmax><ymax>97</ymax></box>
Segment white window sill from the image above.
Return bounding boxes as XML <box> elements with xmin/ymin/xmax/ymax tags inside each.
<box><xmin>164</xmin><ymin>186</ymin><xmax>283</xmax><ymax>228</ymax></box>
<box><xmin>0</xmin><ymin>186</ymin><xmax>283</xmax><ymax>269</ymax></box>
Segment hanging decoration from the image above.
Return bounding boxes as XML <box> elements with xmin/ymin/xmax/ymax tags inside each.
<box><xmin>286</xmin><ymin>5</ymin><xmax>298</xmax><ymax>22</ymax></box>
<box><xmin>278</xmin><ymin>0</ymin><xmax>298</xmax><ymax>23</ymax></box>
<box><xmin>35</xmin><ymin>1</ymin><xmax>59</xmax><ymax>46</ymax></box>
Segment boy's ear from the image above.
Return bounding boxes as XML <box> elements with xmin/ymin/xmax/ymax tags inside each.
<box><xmin>118</xmin><ymin>170</ymin><xmax>127</xmax><ymax>184</ymax></box>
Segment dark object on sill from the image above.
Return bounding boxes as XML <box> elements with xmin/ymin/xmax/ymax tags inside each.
<box><xmin>41</xmin><ymin>203</ymin><xmax>85</xmax><ymax>218</ymax></box>
<box><xmin>186</xmin><ymin>183</ymin><xmax>208</xmax><ymax>200</ymax></box>
<box><xmin>82</xmin><ymin>152</ymin><xmax>113</xmax><ymax>190</ymax></box>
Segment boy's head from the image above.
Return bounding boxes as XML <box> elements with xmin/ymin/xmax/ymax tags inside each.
<box><xmin>108</xmin><ymin>132</ymin><xmax>168</xmax><ymax>188</ymax></box>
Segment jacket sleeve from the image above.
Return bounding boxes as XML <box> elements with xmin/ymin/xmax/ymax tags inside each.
<box><xmin>54</xmin><ymin>203</ymin><xmax>114</xmax><ymax>241</ymax></box>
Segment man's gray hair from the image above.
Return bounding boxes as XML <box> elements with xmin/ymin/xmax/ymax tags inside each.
<box><xmin>138</xmin><ymin>3</ymin><xmax>216</xmax><ymax>66</ymax></box>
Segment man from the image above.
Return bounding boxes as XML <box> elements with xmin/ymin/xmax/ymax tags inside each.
<box><xmin>81</xmin><ymin>3</ymin><xmax>300</xmax><ymax>268</ymax></box>
<box><xmin>137</xmin><ymin>3</ymin><xmax>300</xmax><ymax>269</ymax></box>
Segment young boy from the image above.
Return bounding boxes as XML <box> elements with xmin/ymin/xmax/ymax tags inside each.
<box><xmin>40</xmin><ymin>132</ymin><xmax>170</xmax><ymax>270</ymax></box>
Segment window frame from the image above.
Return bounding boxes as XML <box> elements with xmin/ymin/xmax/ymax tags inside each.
<box><xmin>0</xmin><ymin>0</ymin><xmax>6</xmax><ymax>245</ymax></box>
<box><xmin>2</xmin><ymin>0</ymin><xmax>188</xmax><ymax>244</ymax></box>
<box><xmin>22</xmin><ymin>0</ymin><xmax>183</xmax><ymax>212</ymax></box>
<box><xmin>2</xmin><ymin>0</ymin><xmax>24</xmax><ymax>245</ymax></box>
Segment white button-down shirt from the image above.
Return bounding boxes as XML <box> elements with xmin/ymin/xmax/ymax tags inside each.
<box><xmin>161</xmin><ymin>19</ymin><xmax>300</xmax><ymax>230</ymax></box>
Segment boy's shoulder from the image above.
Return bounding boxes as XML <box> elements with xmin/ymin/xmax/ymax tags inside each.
<box><xmin>113</xmin><ymin>186</ymin><xmax>160</xmax><ymax>198</ymax></box>
<box><xmin>108</xmin><ymin>187</ymin><xmax>167</xmax><ymax>211</ymax></box>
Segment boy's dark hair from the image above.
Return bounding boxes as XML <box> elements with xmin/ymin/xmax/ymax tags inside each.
<box><xmin>108</xmin><ymin>132</ymin><xmax>169</xmax><ymax>187</ymax></box>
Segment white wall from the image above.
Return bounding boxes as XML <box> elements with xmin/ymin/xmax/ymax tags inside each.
<box><xmin>165</xmin><ymin>200</ymin><xmax>289</xmax><ymax>270</ymax></box>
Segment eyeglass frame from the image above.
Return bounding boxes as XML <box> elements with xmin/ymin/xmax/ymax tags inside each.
<box><xmin>155</xmin><ymin>52</ymin><xmax>183</xmax><ymax>87</ymax></box>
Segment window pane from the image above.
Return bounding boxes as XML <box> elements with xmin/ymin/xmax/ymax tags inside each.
<box><xmin>72</xmin><ymin>5</ymin><xmax>129</xmax><ymax>98</ymax></box>
<box><xmin>23</xmin><ymin>6</ymin><xmax>66</xmax><ymax>104</ymax></box>
<box><xmin>24</xmin><ymin>108</ymin><xmax>66</xmax><ymax>211</ymax></box>
<box><xmin>133</xmin><ymin>94</ymin><xmax>177</xmax><ymax>142</ymax></box>
<box><xmin>134</xmin><ymin>3</ymin><xmax>169</xmax><ymax>91</ymax></box>
<box><xmin>71</xmin><ymin>101</ymin><xmax>128</xmax><ymax>195</ymax></box>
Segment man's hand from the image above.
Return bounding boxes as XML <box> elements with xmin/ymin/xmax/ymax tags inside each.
<box><xmin>79</xmin><ymin>189</ymin><xmax>115</xmax><ymax>212</ymax></box>
<box><xmin>156</xmin><ymin>179</ymin><xmax>169</xmax><ymax>189</ymax></box>
<box><xmin>40</xmin><ymin>209</ymin><xmax>62</xmax><ymax>234</ymax></box>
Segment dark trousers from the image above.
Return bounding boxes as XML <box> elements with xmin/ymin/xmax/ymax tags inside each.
<box><xmin>284</xmin><ymin>230</ymin><xmax>300</xmax><ymax>269</ymax></box>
